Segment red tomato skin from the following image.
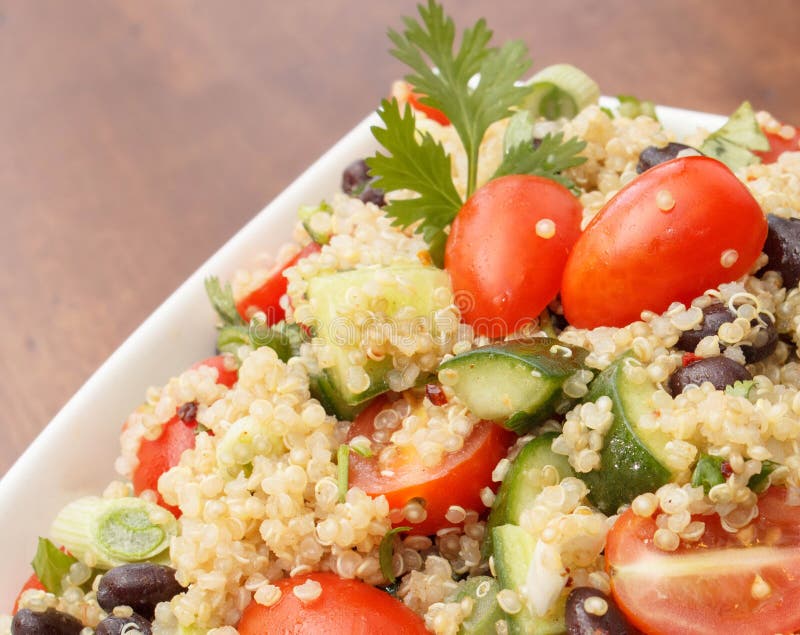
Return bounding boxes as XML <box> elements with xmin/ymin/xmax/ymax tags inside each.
<box><xmin>12</xmin><ymin>573</ymin><xmax>45</xmax><ymax>613</ymax></box>
<box><xmin>348</xmin><ymin>399</ymin><xmax>514</xmax><ymax>535</ymax></box>
<box><xmin>606</xmin><ymin>487</ymin><xmax>800</xmax><ymax>635</ymax></box>
<box><xmin>237</xmin><ymin>572</ymin><xmax>428</xmax><ymax>635</ymax></box>
<box><xmin>755</xmin><ymin>126</ymin><xmax>800</xmax><ymax>163</ymax></box>
<box><xmin>445</xmin><ymin>175</ymin><xmax>583</xmax><ymax>337</ymax></box>
<box><xmin>562</xmin><ymin>156</ymin><xmax>767</xmax><ymax>328</ymax></box>
<box><xmin>408</xmin><ymin>90</ymin><xmax>450</xmax><ymax>126</ymax></box>
<box><xmin>192</xmin><ymin>355</ymin><xmax>238</xmax><ymax>388</ymax></box>
<box><xmin>235</xmin><ymin>242</ymin><xmax>321</xmax><ymax>324</ymax></box>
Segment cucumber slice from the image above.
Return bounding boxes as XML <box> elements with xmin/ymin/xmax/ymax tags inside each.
<box><xmin>439</xmin><ymin>338</ymin><xmax>589</xmax><ymax>433</ymax></box>
<box><xmin>453</xmin><ymin>576</ymin><xmax>504</xmax><ymax>635</ymax></box>
<box><xmin>305</xmin><ymin>265</ymin><xmax>452</xmax><ymax>406</ymax></box>
<box><xmin>485</xmin><ymin>432</ymin><xmax>574</xmax><ymax>555</ymax></box>
<box><xmin>310</xmin><ymin>372</ymin><xmax>369</xmax><ymax>421</ymax></box>
<box><xmin>298</xmin><ymin>201</ymin><xmax>333</xmax><ymax>245</ymax></box>
<box><xmin>523</xmin><ymin>64</ymin><xmax>600</xmax><ymax>121</ymax></box>
<box><xmin>492</xmin><ymin>524</ymin><xmax>566</xmax><ymax>635</ymax></box>
<box><xmin>579</xmin><ymin>356</ymin><xmax>672</xmax><ymax>514</ymax></box>
<box><xmin>700</xmin><ymin>101</ymin><xmax>769</xmax><ymax>170</ymax></box>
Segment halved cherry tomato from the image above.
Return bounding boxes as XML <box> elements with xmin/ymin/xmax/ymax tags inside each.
<box><xmin>12</xmin><ymin>572</ymin><xmax>45</xmax><ymax>613</ymax></box>
<box><xmin>407</xmin><ymin>90</ymin><xmax>450</xmax><ymax>126</ymax></box>
<box><xmin>132</xmin><ymin>355</ymin><xmax>236</xmax><ymax>516</ymax></box>
<box><xmin>445</xmin><ymin>175</ymin><xmax>583</xmax><ymax>337</ymax></box>
<box><xmin>562</xmin><ymin>156</ymin><xmax>768</xmax><ymax>328</ymax></box>
<box><xmin>235</xmin><ymin>242</ymin><xmax>321</xmax><ymax>324</ymax></box>
<box><xmin>606</xmin><ymin>487</ymin><xmax>800</xmax><ymax>635</ymax></box>
<box><xmin>754</xmin><ymin>123</ymin><xmax>800</xmax><ymax>164</ymax></box>
<box><xmin>348</xmin><ymin>398</ymin><xmax>514</xmax><ymax>535</ymax></box>
<box><xmin>237</xmin><ymin>572</ymin><xmax>428</xmax><ymax>635</ymax></box>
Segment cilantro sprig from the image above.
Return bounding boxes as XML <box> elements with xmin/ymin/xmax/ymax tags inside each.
<box><xmin>368</xmin><ymin>0</ymin><xmax>588</xmax><ymax>266</ymax></box>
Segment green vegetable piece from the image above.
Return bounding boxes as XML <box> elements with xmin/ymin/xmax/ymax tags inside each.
<box><xmin>725</xmin><ymin>379</ymin><xmax>755</xmax><ymax>399</ymax></box>
<box><xmin>493</xmin><ymin>131</ymin><xmax>587</xmax><ymax>193</ymax></box>
<box><xmin>492</xmin><ymin>524</ymin><xmax>566</xmax><ymax>635</ymax></box>
<box><xmin>379</xmin><ymin>526</ymin><xmax>411</xmax><ymax>583</ymax></box>
<box><xmin>298</xmin><ymin>201</ymin><xmax>333</xmax><ymax>245</ymax></box>
<box><xmin>349</xmin><ymin>442</ymin><xmax>373</xmax><ymax>458</ymax></box>
<box><xmin>484</xmin><ymin>432</ymin><xmax>574</xmax><ymax>556</ymax></box>
<box><xmin>691</xmin><ymin>454</ymin><xmax>726</xmax><ymax>493</ymax></box>
<box><xmin>579</xmin><ymin>355</ymin><xmax>672</xmax><ymax>515</ymax></box>
<box><xmin>700</xmin><ymin>101</ymin><xmax>769</xmax><ymax>169</ymax></box>
<box><xmin>309</xmin><ymin>372</ymin><xmax>369</xmax><ymax>422</ymax></box>
<box><xmin>438</xmin><ymin>338</ymin><xmax>590</xmax><ymax>434</ymax></box>
<box><xmin>249</xmin><ymin>319</ymin><xmax>306</xmax><ymax>363</ymax></box>
<box><xmin>523</xmin><ymin>64</ymin><xmax>600</xmax><ymax>121</ymax></box>
<box><xmin>617</xmin><ymin>94</ymin><xmax>659</xmax><ymax>120</ymax></box>
<box><xmin>31</xmin><ymin>537</ymin><xmax>78</xmax><ymax>595</ymax></box>
<box><xmin>337</xmin><ymin>444</ymin><xmax>350</xmax><ymax>503</ymax></box>
<box><xmin>452</xmin><ymin>576</ymin><xmax>504</xmax><ymax>635</ymax></box>
<box><xmin>205</xmin><ymin>276</ymin><xmax>245</xmax><ymax>328</ymax></box>
<box><xmin>502</xmin><ymin>110</ymin><xmax>536</xmax><ymax>155</ymax></box>
<box><xmin>748</xmin><ymin>460</ymin><xmax>779</xmax><ymax>494</ymax></box>
<box><xmin>51</xmin><ymin>497</ymin><xmax>177</xmax><ymax>569</ymax></box>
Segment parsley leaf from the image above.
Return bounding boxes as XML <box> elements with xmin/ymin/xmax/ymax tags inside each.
<box><xmin>205</xmin><ymin>276</ymin><xmax>244</xmax><ymax>328</ymax></box>
<box><xmin>367</xmin><ymin>99</ymin><xmax>462</xmax><ymax>267</ymax></box>
<box><xmin>31</xmin><ymin>537</ymin><xmax>77</xmax><ymax>595</ymax></box>
<box><xmin>493</xmin><ymin>132</ymin><xmax>587</xmax><ymax>192</ymax></box>
<box><xmin>388</xmin><ymin>0</ymin><xmax>531</xmax><ymax>197</ymax></box>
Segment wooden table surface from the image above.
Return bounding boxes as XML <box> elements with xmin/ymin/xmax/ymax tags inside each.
<box><xmin>1</xmin><ymin>0</ymin><xmax>799</xmax><ymax>475</ymax></box>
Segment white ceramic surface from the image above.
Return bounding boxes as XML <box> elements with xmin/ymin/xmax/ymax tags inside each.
<box><xmin>0</xmin><ymin>101</ymin><xmax>726</xmax><ymax>608</ymax></box>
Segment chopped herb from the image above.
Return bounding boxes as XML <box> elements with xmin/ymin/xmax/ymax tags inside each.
<box><xmin>249</xmin><ymin>318</ymin><xmax>306</xmax><ymax>363</ymax></box>
<box><xmin>205</xmin><ymin>276</ymin><xmax>245</xmax><ymax>328</ymax></box>
<box><xmin>493</xmin><ymin>131</ymin><xmax>587</xmax><ymax>192</ymax></box>
<box><xmin>725</xmin><ymin>379</ymin><xmax>755</xmax><ymax>399</ymax></box>
<box><xmin>337</xmin><ymin>444</ymin><xmax>350</xmax><ymax>503</ymax></box>
<box><xmin>31</xmin><ymin>537</ymin><xmax>78</xmax><ymax>595</ymax></box>
<box><xmin>600</xmin><ymin>105</ymin><xmax>615</xmax><ymax>119</ymax></box>
<box><xmin>368</xmin><ymin>99</ymin><xmax>462</xmax><ymax>267</ymax></box>
<box><xmin>748</xmin><ymin>460</ymin><xmax>779</xmax><ymax>493</ymax></box>
<box><xmin>691</xmin><ymin>454</ymin><xmax>726</xmax><ymax>493</ymax></box>
<box><xmin>379</xmin><ymin>526</ymin><xmax>412</xmax><ymax>583</ymax></box>
<box><xmin>617</xmin><ymin>94</ymin><xmax>659</xmax><ymax>120</ymax></box>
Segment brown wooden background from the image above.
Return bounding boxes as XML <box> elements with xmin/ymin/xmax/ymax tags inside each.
<box><xmin>1</xmin><ymin>0</ymin><xmax>799</xmax><ymax>475</ymax></box>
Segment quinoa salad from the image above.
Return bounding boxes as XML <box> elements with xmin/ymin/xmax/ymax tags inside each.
<box><xmin>6</xmin><ymin>3</ymin><xmax>800</xmax><ymax>635</ymax></box>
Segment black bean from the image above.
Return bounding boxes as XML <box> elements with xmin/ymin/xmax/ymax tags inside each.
<box><xmin>341</xmin><ymin>159</ymin><xmax>371</xmax><ymax>195</ymax></box>
<box><xmin>742</xmin><ymin>313</ymin><xmax>778</xmax><ymax>363</ymax></box>
<box><xmin>761</xmin><ymin>214</ymin><xmax>800</xmax><ymax>289</ymax></box>
<box><xmin>667</xmin><ymin>356</ymin><xmax>752</xmax><ymax>395</ymax></box>
<box><xmin>565</xmin><ymin>587</ymin><xmax>634</xmax><ymax>635</ymax></box>
<box><xmin>11</xmin><ymin>608</ymin><xmax>83</xmax><ymax>635</ymax></box>
<box><xmin>676</xmin><ymin>303</ymin><xmax>736</xmax><ymax>352</ymax></box>
<box><xmin>95</xmin><ymin>613</ymin><xmax>152</xmax><ymax>635</ymax></box>
<box><xmin>177</xmin><ymin>400</ymin><xmax>198</xmax><ymax>424</ymax></box>
<box><xmin>636</xmin><ymin>142</ymin><xmax>702</xmax><ymax>173</ymax></box>
<box><xmin>358</xmin><ymin>185</ymin><xmax>385</xmax><ymax>207</ymax></box>
<box><xmin>97</xmin><ymin>564</ymin><xmax>185</xmax><ymax>620</ymax></box>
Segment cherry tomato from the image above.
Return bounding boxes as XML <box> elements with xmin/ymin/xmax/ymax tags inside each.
<box><xmin>561</xmin><ymin>156</ymin><xmax>767</xmax><ymax>328</ymax></box>
<box><xmin>12</xmin><ymin>572</ymin><xmax>45</xmax><ymax>613</ymax></box>
<box><xmin>407</xmin><ymin>90</ymin><xmax>450</xmax><ymax>126</ymax></box>
<box><xmin>237</xmin><ymin>572</ymin><xmax>428</xmax><ymax>635</ymax></box>
<box><xmin>236</xmin><ymin>242</ymin><xmax>321</xmax><ymax>323</ymax></box>
<box><xmin>445</xmin><ymin>175</ymin><xmax>583</xmax><ymax>337</ymax></box>
<box><xmin>606</xmin><ymin>487</ymin><xmax>800</xmax><ymax>635</ymax></box>
<box><xmin>132</xmin><ymin>355</ymin><xmax>236</xmax><ymax>516</ymax></box>
<box><xmin>754</xmin><ymin>123</ymin><xmax>800</xmax><ymax>163</ymax></box>
<box><xmin>348</xmin><ymin>398</ymin><xmax>514</xmax><ymax>535</ymax></box>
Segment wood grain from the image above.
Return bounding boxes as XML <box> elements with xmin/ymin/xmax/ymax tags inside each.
<box><xmin>1</xmin><ymin>0</ymin><xmax>799</xmax><ymax>474</ymax></box>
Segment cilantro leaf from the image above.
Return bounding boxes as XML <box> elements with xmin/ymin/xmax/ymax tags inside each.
<box><xmin>388</xmin><ymin>0</ymin><xmax>532</xmax><ymax>196</ymax></box>
<box><xmin>493</xmin><ymin>132</ymin><xmax>587</xmax><ymax>192</ymax></box>
<box><xmin>367</xmin><ymin>99</ymin><xmax>462</xmax><ymax>266</ymax></box>
<box><xmin>31</xmin><ymin>537</ymin><xmax>77</xmax><ymax>595</ymax></box>
<box><xmin>205</xmin><ymin>276</ymin><xmax>244</xmax><ymax>328</ymax></box>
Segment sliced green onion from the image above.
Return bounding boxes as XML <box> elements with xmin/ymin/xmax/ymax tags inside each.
<box><xmin>617</xmin><ymin>94</ymin><xmax>658</xmax><ymax>120</ymax></box>
<box><xmin>349</xmin><ymin>443</ymin><xmax>373</xmax><ymax>459</ymax></box>
<box><xmin>379</xmin><ymin>526</ymin><xmax>412</xmax><ymax>583</ymax></box>
<box><xmin>51</xmin><ymin>497</ymin><xmax>177</xmax><ymax>569</ymax></box>
<box><xmin>337</xmin><ymin>444</ymin><xmax>350</xmax><ymax>503</ymax></box>
<box><xmin>31</xmin><ymin>537</ymin><xmax>78</xmax><ymax>595</ymax></box>
<box><xmin>523</xmin><ymin>64</ymin><xmax>600</xmax><ymax>121</ymax></box>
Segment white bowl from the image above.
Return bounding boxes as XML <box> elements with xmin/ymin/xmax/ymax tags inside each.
<box><xmin>0</xmin><ymin>101</ymin><xmax>726</xmax><ymax>608</ymax></box>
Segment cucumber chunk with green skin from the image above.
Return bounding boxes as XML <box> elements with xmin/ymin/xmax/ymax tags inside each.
<box><xmin>439</xmin><ymin>338</ymin><xmax>589</xmax><ymax>433</ymax></box>
<box><xmin>484</xmin><ymin>432</ymin><xmax>574</xmax><ymax>556</ymax></box>
<box><xmin>298</xmin><ymin>201</ymin><xmax>333</xmax><ymax>245</ymax></box>
<box><xmin>305</xmin><ymin>265</ymin><xmax>452</xmax><ymax>406</ymax></box>
<box><xmin>492</xmin><ymin>524</ymin><xmax>566</xmax><ymax>635</ymax></box>
<box><xmin>310</xmin><ymin>372</ymin><xmax>369</xmax><ymax>421</ymax></box>
<box><xmin>579</xmin><ymin>356</ymin><xmax>672</xmax><ymax>515</ymax></box>
<box><xmin>452</xmin><ymin>576</ymin><xmax>504</xmax><ymax>635</ymax></box>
